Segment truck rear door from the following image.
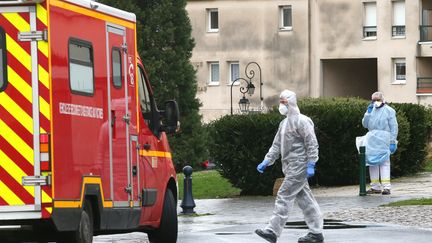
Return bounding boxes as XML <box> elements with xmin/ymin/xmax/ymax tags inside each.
<box><xmin>0</xmin><ymin>4</ymin><xmax>50</xmax><ymax>219</ymax></box>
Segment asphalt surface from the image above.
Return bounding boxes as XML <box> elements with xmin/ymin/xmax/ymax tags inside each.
<box><xmin>6</xmin><ymin>173</ymin><xmax>432</xmax><ymax>242</ymax></box>
<box><xmin>177</xmin><ymin>172</ymin><xmax>432</xmax><ymax>243</ymax></box>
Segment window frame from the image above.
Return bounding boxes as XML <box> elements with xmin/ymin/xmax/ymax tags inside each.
<box><xmin>207</xmin><ymin>8</ymin><xmax>219</xmax><ymax>32</ymax></box>
<box><xmin>363</xmin><ymin>2</ymin><xmax>377</xmax><ymax>39</ymax></box>
<box><xmin>391</xmin><ymin>0</ymin><xmax>406</xmax><ymax>38</ymax></box>
<box><xmin>137</xmin><ymin>65</ymin><xmax>152</xmax><ymax>114</ymax></box>
<box><xmin>393</xmin><ymin>58</ymin><xmax>406</xmax><ymax>84</ymax></box>
<box><xmin>68</xmin><ymin>38</ymin><xmax>95</xmax><ymax>96</ymax></box>
<box><xmin>279</xmin><ymin>5</ymin><xmax>293</xmax><ymax>31</ymax></box>
<box><xmin>228</xmin><ymin>61</ymin><xmax>240</xmax><ymax>85</ymax></box>
<box><xmin>0</xmin><ymin>27</ymin><xmax>7</xmax><ymax>92</ymax></box>
<box><xmin>208</xmin><ymin>61</ymin><xmax>220</xmax><ymax>85</ymax></box>
<box><xmin>112</xmin><ymin>47</ymin><xmax>123</xmax><ymax>89</ymax></box>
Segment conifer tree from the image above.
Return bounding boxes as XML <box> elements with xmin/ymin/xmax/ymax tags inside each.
<box><xmin>99</xmin><ymin>0</ymin><xmax>207</xmax><ymax>169</ymax></box>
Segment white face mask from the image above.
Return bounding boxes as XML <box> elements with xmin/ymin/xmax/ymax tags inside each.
<box><xmin>279</xmin><ymin>104</ymin><xmax>289</xmax><ymax>115</ymax></box>
<box><xmin>374</xmin><ymin>101</ymin><xmax>383</xmax><ymax>108</ymax></box>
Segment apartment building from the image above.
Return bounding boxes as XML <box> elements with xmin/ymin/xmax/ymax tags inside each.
<box><xmin>187</xmin><ymin>0</ymin><xmax>432</xmax><ymax>122</ymax></box>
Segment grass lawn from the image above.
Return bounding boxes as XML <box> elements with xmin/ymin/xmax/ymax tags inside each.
<box><xmin>382</xmin><ymin>198</ymin><xmax>432</xmax><ymax>207</ymax></box>
<box><xmin>425</xmin><ymin>160</ymin><xmax>432</xmax><ymax>172</ymax></box>
<box><xmin>177</xmin><ymin>170</ymin><xmax>241</xmax><ymax>200</ymax></box>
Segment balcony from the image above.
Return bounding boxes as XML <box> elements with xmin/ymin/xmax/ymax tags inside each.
<box><xmin>420</xmin><ymin>26</ymin><xmax>432</xmax><ymax>42</ymax></box>
<box><xmin>417</xmin><ymin>77</ymin><xmax>432</xmax><ymax>94</ymax></box>
<box><xmin>418</xmin><ymin>26</ymin><xmax>432</xmax><ymax>56</ymax></box>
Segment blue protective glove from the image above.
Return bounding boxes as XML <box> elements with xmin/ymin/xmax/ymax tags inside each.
<box><xmin>367</xmin><ymin>103</ymin><xmax>373</xmax><ymax>113</ymax></box>
<box><xmin>390</xmin><ymin>143</ymin><xmax>397</xmax><ymax>154</ymax></box>
<box><xmin>307</xmin><ymin>162</ymin><xmax>316</xmax><ymax>178</ymax></box>
<box><xmin>257</xmin><ymin>160</ymin><xmax>270</xmax><ymax>173</ymax></box>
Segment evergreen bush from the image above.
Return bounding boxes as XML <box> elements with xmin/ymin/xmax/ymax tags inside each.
<box><xmin>209</xmin><ymin>98</ymin><xmax>420</xmax><ymax>195</ymax></box>
<box><xmin>391</xmin><ymin>103</ymin><xmax>429</xmax><ymax>175</ymax></box>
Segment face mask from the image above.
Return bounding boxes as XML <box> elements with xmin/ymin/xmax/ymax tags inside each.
<box><xmin>374</xmin><ymin>101</ymin><xmax>383</xmax><ymax>108</ymax></box>
<box><xmin>279</xmin><ymin>104</ymin><xmax>289</xmax><ymax>115</ymax></box>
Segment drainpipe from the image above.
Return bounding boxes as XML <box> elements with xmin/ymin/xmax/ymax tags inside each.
<box><xmin>308</xmin><ymin>0</ymin><xmax>312</xmax><ymax>97</ymax></box>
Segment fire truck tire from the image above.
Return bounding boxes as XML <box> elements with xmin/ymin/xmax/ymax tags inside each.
<box><xmin>148</xmin><ymin>189</ymin><xmax>177</xmax><ymax>243</ymax></box>
<box><xmin>75</xmin><ymin>199</ymin><xmax>94</xmax><ymax>243</ymax></box>
<box><xmin>59</xmin><ymin>199</ymin><xmax>94</xmax><ymax>243</ymax></box>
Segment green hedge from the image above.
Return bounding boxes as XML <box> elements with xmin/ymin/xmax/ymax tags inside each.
<box><xmin>208</xmin><ymin>113</ymin><xmax>284</xmax><ymax>195</ymax></box>
<box><xmin>390</xmin><ymin>103</ymin><xmax>429</xmax><ymax>175</ymax></box>
<box><xmin>209</xmin><ymin>97</ymin><xmax>426</xmax><ymax>195</ymax></box>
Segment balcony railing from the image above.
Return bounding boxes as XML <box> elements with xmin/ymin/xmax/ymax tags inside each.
<box><xmin>363</xmin><ymin>26</ymin><xmax>377</xmax><ymax>38</ymax></box>
<box><xmin>417</xmin><ymin>77</ymin><xmax>432</xmax><ymax>93</ymax></box>
<box><xmin>392</xmin><ymin>25</ymin><xmax>405</xmax><ymax>37</ymax></box>
<box><xmin>420</xmin><ymin>25</ymin><xmax>432</xmax><ymax>42</ymax></box>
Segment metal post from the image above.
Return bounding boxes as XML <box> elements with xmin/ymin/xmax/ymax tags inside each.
<box><xmin>359</xmin><ymin>146</ymin><xmax>366</xmax><ymax>196</ymax></box>
<box><xmin>180</xmin><ymin>166</ymin><xmax>196</xmax><ymax>214</ymax></box>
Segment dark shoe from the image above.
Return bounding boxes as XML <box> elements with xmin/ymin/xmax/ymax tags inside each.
<box><xmin>255</xmin><ymin>229</ymin><xmax>277</xmax><ymax>243</ymax></box>
<box><xmin>298</xmin><ymin>232</ymin><xmax>324</xmax><ymax>243</ymax></box>
<box><xmin>366</xmin><ymin>188</ymin><xmax>382</xmax><ymax>194</ymax></box>
<box><xmin>382</xmin><ymin>189</ymin><xmax>391</xmax><ymax>195</ymax></box>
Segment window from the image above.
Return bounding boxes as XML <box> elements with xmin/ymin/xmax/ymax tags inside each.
<box><xmin>69</xmin><ymin>39</ymin><xmax>94</xmax><ymax>95</ymax></box>
<box><xmin>363</xmin><ymin>2</ymin><xmax>377</xmax><ymax>38</ymax></box>
<box><xmin>392</xmin><ymin>1</ymin><xmax>405</xmax><ymax>37</ymax></box>
<box><xmin>279</xmin><ymin>5</ymin><xmax>292</xmax><ymax>30</ymax></box>
<box><xmin>112</xmin><ymin>48</ymin><xmax>122</xmax><ymax>88</ymax></box>
<box><xmin>229</xmin><ymin>62</ymin><xmax>240</xmax><ymax>84</ymax></box>
<box><xmin>208</xmin><ymin>9</ymin><xmax>218</xmax><ymax>32</ymax></box>
<box><xmin>0</xmin><ymin>27</ymin><xmax>6</xmax><ymax>92</ymax></box>
<box><xmin>393</xmin><ymin>58</ymin><xmax>406</xmax><ymax>83</ymax></box>
<box><xmin>208</xmin><ymin>62</ymin><xmax>219</xmax><ymax>85</ymax></box>
<box><xmin>138</xmin><ymin>66</ymin><xmax>151</xmax><ymax>114</ymax></box>
<box><xmin>420</xmin><ymin>10</ymin><xmax>432</xmax><ymax>42</ymax></box>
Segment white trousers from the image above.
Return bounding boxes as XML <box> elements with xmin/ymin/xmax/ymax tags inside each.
<box><xmin>266</xmin><ymin>177</ymin><xmax>323</xmax><ymax>237</ymax></box>
<box><xmin>369</xmin><ymin>160</ymin><xmax>391</xmax><ymax>190</ymax></box>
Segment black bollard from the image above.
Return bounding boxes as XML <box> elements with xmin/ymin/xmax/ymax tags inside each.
<box><xmin>359</xmin><ymin>146</ymin><xmax>367</xmax><ymax>196</ymax></box>
<box><xmin>180</xmin><ymin>165</ymin><xmax>196</xmax><ymax>214</ymax></box>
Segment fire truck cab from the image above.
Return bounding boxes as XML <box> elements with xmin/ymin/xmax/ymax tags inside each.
<box><xmin>0</xmin><ymin>0</ymin><xmax>179</xmax><ymax>242</ymax></box>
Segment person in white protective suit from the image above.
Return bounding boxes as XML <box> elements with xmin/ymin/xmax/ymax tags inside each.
<box><xmin>255</xmin><ymin>90</ymin><xmax>324</xmax><ymax>243</ymax></box>
<box><xmin>362</xmin><ymin>91</ymin><xmax>398</xmax><ymax>195</ymax></box>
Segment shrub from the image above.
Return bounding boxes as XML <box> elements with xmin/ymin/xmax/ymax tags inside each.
<box><xmin>391</xmin><ymin>103</ymin><xmax>429</xmax><ymax>175</ymax></box>
<box><xmin>209</xmin><ymin>97</ymin><xmax>418</xmax><ymax>195</ymax></box>
<box><xmin>298</xmin><ymin>98</ymin><xmax>410</xmax><ymax>186</ymax></box>
<box><xmin>208</xmin><ymin>113</ymin><xmax>284</xmax><ymax>195</ymax></box>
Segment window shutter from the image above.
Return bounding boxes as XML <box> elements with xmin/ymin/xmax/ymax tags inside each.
<box><xmin>393</xmin><ymin>1</ymin><xmax>405</xmax><ymax>26</ymax></box>
<box><xmin>364</xmin><ymin>2</ymin><xmax>377</xmax><ymax>26</ymax></box>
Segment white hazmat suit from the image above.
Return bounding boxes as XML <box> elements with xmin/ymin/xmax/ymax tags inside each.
<box><xmin>264</xmin><ymin>90</ymin><xmax>323</xmax><ymax>237</ymax></box>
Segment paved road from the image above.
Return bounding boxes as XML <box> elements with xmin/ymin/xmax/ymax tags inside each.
<box><xmin>177</xmin><ymin>172</ymin><xmax>432</xmax><ymax>243</ymax></box>
<box><xmin>178</xmin><ymin>223</ymin><xmax>432</xmax><ymax>243</ymax></box>
<box><xmin>8</xmin><ymin>172</ymin><xmax>432</xmax><ymax>242</ymax></box>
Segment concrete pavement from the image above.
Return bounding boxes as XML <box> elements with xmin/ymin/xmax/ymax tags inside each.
<box><xmin>177</xmin><ymin>172</ymin><xmax>432</xmax><ymax>242</ymax></box>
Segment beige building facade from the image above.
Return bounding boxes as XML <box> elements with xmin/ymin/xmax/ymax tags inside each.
<box><xmin>187</xmin><ymin>0</ymin><xmax>432</xmax><ymax>122</ymax></box>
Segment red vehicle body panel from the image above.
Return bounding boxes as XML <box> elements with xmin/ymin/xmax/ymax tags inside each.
<box><xmin>0</xmin><ymin>0</ymin><xmax>177</xmax><ymax>233</ymax></box>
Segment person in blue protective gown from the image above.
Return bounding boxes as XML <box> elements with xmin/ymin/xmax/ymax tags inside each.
<box><xmin>255</xmin><ymin>90</ymin><xmax>324</xmax><ymax>243</ymax></box>
<box><xmin>362</xmin><ymin>91</ymin><xmax>398</xmax><ymax>195</ymax></box>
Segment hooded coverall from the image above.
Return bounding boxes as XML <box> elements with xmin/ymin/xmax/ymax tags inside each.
<box><xmin>264</xmin><ymin>90</ymin><xmax>323</xmax><ymax>237</ymax></box>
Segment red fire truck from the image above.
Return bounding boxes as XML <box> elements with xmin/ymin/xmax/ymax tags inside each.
<box><xmin>0</xmin><ymin>0</ymin><xmax>179</xmax><ymax>242</ymax></box>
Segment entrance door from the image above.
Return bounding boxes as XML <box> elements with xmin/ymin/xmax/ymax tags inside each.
<box><xmin>107</xmin><ymin>24</ymin><xmax>130</xmax><ymax>206</ymax></box>
<box><xmin>0</xmin><ymin>5</ymin><xmax>47</xmax><ymax>217</ymax></box>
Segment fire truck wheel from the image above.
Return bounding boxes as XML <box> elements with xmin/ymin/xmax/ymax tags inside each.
<box><xmin>75</xmin><ymin>199</ymin><xmax>94</xmax><ymax>243</ymax></box>
<box><xmin>148</xmin><ymin>189</ymin><xmax>177</xmax><ymax>243</ymax></box>
<box><xmin>58</xmin><ymin>199</ymin><xmax>93</xmax><ymax>243</ymax></box>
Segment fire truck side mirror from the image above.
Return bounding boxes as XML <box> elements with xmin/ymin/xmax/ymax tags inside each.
<box><xmin>162</xmin><ymin>100</ymin><xmax>180</xmax><ymax>134</ymax></box>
